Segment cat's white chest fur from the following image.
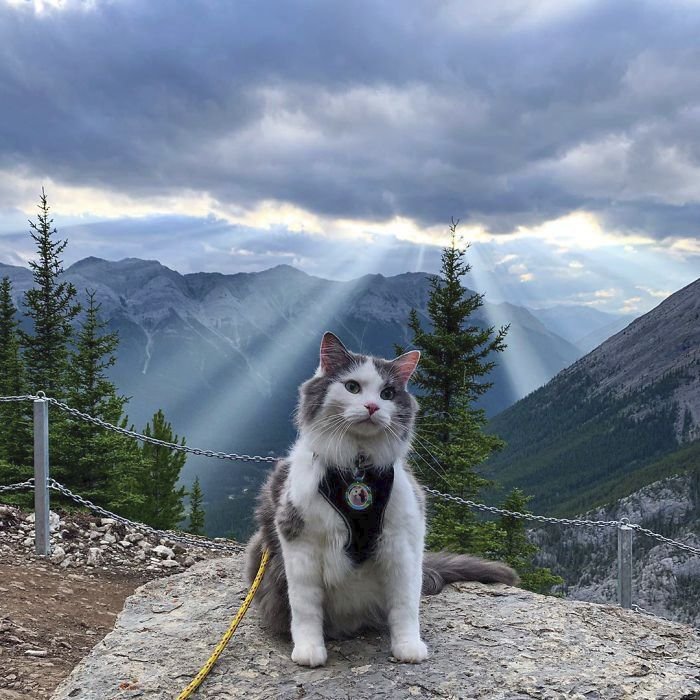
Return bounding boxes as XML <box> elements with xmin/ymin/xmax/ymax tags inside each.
<box><xmin>280</xmin><ymin>438</ymin><xmax>427</xmax><ymax>664</ymax></box>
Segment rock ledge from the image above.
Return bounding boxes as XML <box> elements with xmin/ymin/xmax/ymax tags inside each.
<box><xmin>52</xmin><ymin>554</ymin><xmax>700</xmax><ymax>700</ymax></box>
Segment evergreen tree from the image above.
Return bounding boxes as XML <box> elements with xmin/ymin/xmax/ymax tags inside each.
<box><xmin>20</xmin><ymin>188</ymin><xmax>81</xmax><ymax>397</ymax></box>
<box><xmin>137</xmin><ymin>410</ymin><xmax>187</xmax><ymax>529</ymax></box>
<box><xmin>0</xmin><ymin>277</ymin><xmax>32</xmax><ymax>480</ymax></box>
<box><xmin>401</xmin><ymin>220</ymin><xmax>508</xmax><ymax>553</ymax></box>
<box><xmin>62</xmin><ymin>290</ymin><xmax>139</xmax><ymax>505</ymax></box>
<box><xmin>187</xmin><ymin>476</ymin><xmax>206</xmax><ymax>536</ymax></box>
<box><xmin>495</xmin><ymin>488</ymin><xmax>564</xmax><ymax>594</ymax></box>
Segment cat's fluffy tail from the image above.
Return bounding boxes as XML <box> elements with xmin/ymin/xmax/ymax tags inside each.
<box><xmin>421</xmin><ymin>551</ymin><xmax>519</xmax><ymax>595</ymax></box>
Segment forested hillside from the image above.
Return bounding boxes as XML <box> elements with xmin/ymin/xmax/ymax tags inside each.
<box><xmin>485</xmin><ymin>278</ymin><xmax>700</xmax><ymax>516</ymax></box>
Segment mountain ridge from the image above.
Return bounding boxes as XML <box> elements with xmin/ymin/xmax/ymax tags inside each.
<box><xmin>485</xmin><ymin>275</ymin><xmax>700</xmax><ymax>515</ymax></box>
<box><xmin>1</xmin><ymin>256</ymin><xmax>589</xmax><ymax>536</ymax></box>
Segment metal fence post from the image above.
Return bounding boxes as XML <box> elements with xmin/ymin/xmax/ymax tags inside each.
<box><xmin>617</xmin><ymin>519</ymin><xmax>633</xmax><ymax>609</ymax></box>
<box><xmin>34</xmin><ymin>394</ymin><xmax>51</xmax><ymax>556</ymax></box>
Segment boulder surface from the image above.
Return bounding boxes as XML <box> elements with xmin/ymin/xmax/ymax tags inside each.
<box><xmin>52</xmin><ymin>554</ymin><xmax>700</xmax><ymax>700</ymax></box>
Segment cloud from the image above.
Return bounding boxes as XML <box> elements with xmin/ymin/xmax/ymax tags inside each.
<box><xmin>636</xmin><ymin>285</ymin><xmax>672</xmax><ymax>299</ymax></box>
<box><xmin>620</xmin><ymin>295</ymin><xmax>643</xmax><ymax>313</ymax></box>
<box><xmin>0</xmin><ymin>0</ymin><xmax>699</xmax><ymax>250</ymax></box>
<box><xmin>594</xmin><ymin>288</ymin><xmax>619</xmax><ymax>299</ymax></box>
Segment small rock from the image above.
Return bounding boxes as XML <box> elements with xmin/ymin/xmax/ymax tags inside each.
<box><xmin>161</xmin><ymin>559</ymin><xmax>180</xmax><ymax>569</ymax></box>
<box><xmin>50</xmin><ymin>546</ymin><xmax>66</xmax><ymax>564</ymax></box>
<box><xmin>183</xmin><ymin>556</ymin><xmax>196</xmax><ymax>567</ymax></box>
<box><xmin>102</xmin><ymin>533</ymin><xmax>117</xmax><ymax>545</ymax></box>
<box><xmin>100</xmin><ymin>518</ymin><xmax>117</xmax><ymax>527</ymax></box>
<box><xmin>87</xmin><ymin>548</ymin><xmax>103</xmax><ymax>567</ymax></box>
<box><xmin>153</xmin><ymin>545</ymin><xmax>175</xmax><ymax>560</ymax></box>
<box><xmin>24</xmin><ymin>649</ymin><xmax>48</xmax><ymax>657</ymax></box>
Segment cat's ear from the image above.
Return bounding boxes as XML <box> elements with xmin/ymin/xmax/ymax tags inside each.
<box><xmin>320</xmin><ymin>332</ymin><xmax>352</xmax><ymax>375</ymax></box>
<box><xmin>392</xmin><ymin>350</ymin><xmax>420</xmax><ymax>386</ymax></box>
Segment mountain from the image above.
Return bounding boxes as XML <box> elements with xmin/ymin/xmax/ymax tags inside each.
<box><xmin>0</xmin><ymin>256</ymin><xmax>582</xmax><ymax>536</ymax></box>
<box><xmin>530</xmin><ymin>305</ymin><xmax>634</xmax><ymax>352</ymax></box>
<box><xmin>532</xmin><ymin>445</ymin><xmax>700</xmax><ymax>626</ymax></box>
<box><xmin>574</xmin><ymin>315</ymin><xmax>638</xmax><ymax>353</ymax></box>
<box><xmin>485</xmin><ymin>277</ymin><xmax>700</xmax><ymax>516</ymax></box>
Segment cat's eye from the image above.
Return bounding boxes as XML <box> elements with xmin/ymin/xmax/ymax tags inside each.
<box><xmin>344</xmin><ymin>380</ymin><xmax>361</xmax><ymax>394</ymax></box>
<box><xmin>380</xmin><ymin>387</ymin><xmax>395</xmax><ymax>400</ymax></box>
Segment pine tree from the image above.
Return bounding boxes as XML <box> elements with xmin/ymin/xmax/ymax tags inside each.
<box><xmin>137</xmin><ymin>410</ymin><xmax>187</xmax><ymax>529</ymax></box>
<box><xmin>20</xmin><ymin>189</ymin><xmax>81</xmax><ymax>397</ymax></box>
<box><xmin>187</xmin><ymin>476</ymin><xmax>206</xmax><ymax>536</ymax></box>
<box><xmin>62</xmin><ymin>290</ymin><xmax>138</xmax><ymax>503</ymax></box>
<box><xmin>0</xmin><ymin>277</ymin><xmax>32</xmax><ymax>481</ymax></box>
<box><xmin>401</xmin><ymin>220</ymin><xmax>508</xmax><ymax>553</ymax></box>
<box><xmin>495</xmin><ymin>488</ymin><xmax>564</xmax><ymax>594</ymax></box>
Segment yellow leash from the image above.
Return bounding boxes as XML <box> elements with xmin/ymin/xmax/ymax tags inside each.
<box><xmin>176</xmin><ymin>548</ymin><xmax>270</xmax><ymax>700</ymax></box>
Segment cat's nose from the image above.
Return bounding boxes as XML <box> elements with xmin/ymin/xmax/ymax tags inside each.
<box><xmin>365</xmin><ymin>403</ymin><xmax>379</xmax><ymax>416</ymax></box>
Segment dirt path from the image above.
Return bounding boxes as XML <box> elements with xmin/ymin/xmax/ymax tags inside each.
<box><xmin>0</xmin><ymin>556</ymin><xmax>147</xmax><ymax>699</ymax></box>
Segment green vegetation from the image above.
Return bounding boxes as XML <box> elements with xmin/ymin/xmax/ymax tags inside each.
<box><xmin>0</xmin><ymin>278</ymin><xmax>31</xmax><ymax>469</ymax></box>
<box><xmin>402</xmin><ymin>220</ymin><xmax>558</xmax><ymax>592</ymax></box>
<box><xmin>494</xmin><ymin>489</ymin><xmax>563</xmax><ymax>594</ymax></box>
<box><xmin>187</xmin><ymin>476</ymin><xmax>206</xmax><ymax>536</ymax></box>
<box><xmin>0</xmin><ymin>190</ymin><xmax>188</xmax><ymax>530</ymax></box>
<box><xmin>594</xmin><ymin>439</ymin><xmax>700</xmax><ymax>510</ymax></box>
<box><xmin>485</xmin><ymin>365</ymin><xmax>683</xmax><ymax>515</ymax></box>
<box><xmin>19</xmin><ymin>188</ymin><xmax>81</xmax><ymax>398</ymax></box>
<box><xmin>137</xmin><ymin>410</ymin><xmax>187</xmax><ymax>530</ymax></box>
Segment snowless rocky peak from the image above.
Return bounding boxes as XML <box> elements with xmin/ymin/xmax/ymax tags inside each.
<box><xmin>565</xmin><ymin>277</ymin><xmax>700</xmax><ymax>440</ymax></box>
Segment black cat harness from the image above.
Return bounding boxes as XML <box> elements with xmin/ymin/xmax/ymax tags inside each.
<box><xmin>317</xmin><ymin>453</ymin><xmax>395</xmax><ymax>565</ymax></box>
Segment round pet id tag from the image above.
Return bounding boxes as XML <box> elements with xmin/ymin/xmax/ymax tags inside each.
<box><xmin>345</xmin><ymin>481</ymin><xmax>373</xmax><ymax>511</ymax></box>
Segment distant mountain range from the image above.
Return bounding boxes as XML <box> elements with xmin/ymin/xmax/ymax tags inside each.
<box><xmin>0</xmin><ymin>256</ymin><xmax>630</xmax><ymax>536</ymax></box>
<box><xmin>485</xmin><ymin>277</ymin><xmax>700</xmax><ymax>516</ymax></box>
<box><xmin>529</xmin><ymin>305</ymin><xmax>635</xmax><ymax>353</ymax></box>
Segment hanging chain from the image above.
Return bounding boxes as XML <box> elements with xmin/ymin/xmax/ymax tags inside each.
<box><xmin>47</xmin><ymin>480</ymin><xmax>246</xmax><ymax>553</ymax></box>
<box><xmin>0</xmin><ymin>478</ymin><xmax>35</xmax><ymax>494</ymax></box>
<box><xmin>1</xmin><ymin>394</ymin><xmax>699</xmax><ymax>558</ymax></box>
<box><xmin>8</xmin><ymin>393</ymin><xmax>278</xmax><ymax>464</ymax></box>
<box><xmin>422</xmin><ymin>486</ymin><xmax>622</xmax><ymax>529</ymax></box>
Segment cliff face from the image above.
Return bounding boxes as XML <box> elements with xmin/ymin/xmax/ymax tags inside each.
<box><xmin>533</xmin><ymin>471</ymin><xmax>700</xmax><ymax>628</ymax></box>
<box><xmin>52</xmin><ymin>554</ymin><xmax>700</xmax><ymax>700</ymax></box>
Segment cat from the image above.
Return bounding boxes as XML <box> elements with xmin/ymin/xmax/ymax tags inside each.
<box><xmin>244</xmin><ymin>332</ymin><xmax>518</xmax><ymax>667</ymax></box>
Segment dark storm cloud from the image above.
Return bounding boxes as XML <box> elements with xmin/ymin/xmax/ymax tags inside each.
<box><xmin>2</xmin><ymin>0</ymin><xmax>700</xmax><ymax>238</ymax></box>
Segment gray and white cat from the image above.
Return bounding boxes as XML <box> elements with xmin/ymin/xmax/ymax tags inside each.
<box><xmin>245</xmin><ymin>332</ymin><xmax>517</xmax><ymax>667</ymax></box>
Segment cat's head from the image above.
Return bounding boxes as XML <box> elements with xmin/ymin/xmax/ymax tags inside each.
<box><xmin>296</xmin><ymin>332</ymin><xmax>420</xmax><ymax>465</ymax></box>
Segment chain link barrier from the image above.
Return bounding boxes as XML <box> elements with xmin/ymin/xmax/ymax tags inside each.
<box><xmin>422</xmin><ymin>486</ymin><xmax>622</xmax><ymax>529</ymax></box>
<box><xmin>1</xmin><ymin>393</ymin><xmax>277</xmax><ymax>463</ymax></box>
<box><xmin>1</xmin><ymin>394</ymin><xmax>699</xmax><ymax>558</ymax></box>
<box><xmin>47</xmin><ymin>479</ymin><xmax>246</xmax><ymax>553</ymax></box>
<box><xmin>422</xmin><ymin>486</ymin><xmax>700</xmax><ymax>556</ymax></box>
<box><xmin>0</xmin><ymin>395</ymin><xmax>39</xmax><ymax>403</ymax></box>
<box><xmin>0</xmin><ymin>478</ymin><xmax>35</xmax><ymax>494</ymax></box>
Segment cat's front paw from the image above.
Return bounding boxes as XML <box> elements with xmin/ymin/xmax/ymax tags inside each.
<box><xmin>291</xmin><ymin>643</ymin><xmax>328</xmax><ymax>667</ymax></box>
<box><xmin>392</xmin><ymin>638</ymin><xmax>429</xmax><ymax>663</ymax></box>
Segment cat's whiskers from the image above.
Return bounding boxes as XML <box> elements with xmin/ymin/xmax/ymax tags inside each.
<box><xmin>408</xmin><ymin>447</ymin><xmax>455</xmax><ymax>491</ymax></box>
<box><xmin>411</xmin><ymin>432</ymin><xmax>453</xmax><ymax>475</ymax></box>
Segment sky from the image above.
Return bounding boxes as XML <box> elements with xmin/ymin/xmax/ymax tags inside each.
<box><xmin>1</xmin><ymin>0</ymin><xmax>699</xmax><ymax>315</ymax></box>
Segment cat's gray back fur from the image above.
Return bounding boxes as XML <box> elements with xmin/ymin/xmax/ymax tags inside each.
<box><xmin>245</xmin><ymin>459</ymin><xmax>294</xmax><ymax>636</ymax></box>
